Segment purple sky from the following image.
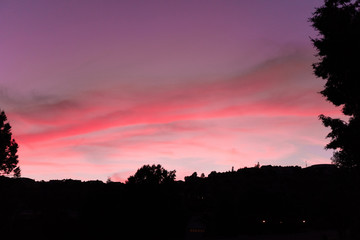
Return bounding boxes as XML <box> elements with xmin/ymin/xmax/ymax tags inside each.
<box><xmin>0</xmin><ymin>0</ymin><xmax>340</xmax><ymax>181</ymax></box>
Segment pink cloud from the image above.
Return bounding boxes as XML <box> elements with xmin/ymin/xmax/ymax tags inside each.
<box><xmin>11</xmin><ymin>52</ymin><xmax>335</xmax><ymax>140</ymax></box>
<box><xmin>3</xmin><ymin>51</ymin><xmax>337</xmax><ymax>181</ymax></box>
<box><xmin>0</xmin><ymin>0</ymin><xmax>331</xmax><ymax>181</ymax></box>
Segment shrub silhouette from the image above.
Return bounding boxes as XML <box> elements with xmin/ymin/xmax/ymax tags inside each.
<box><xmin>126</xmin><ymin>164</ymin><xmax>176</xmax><ymax>184</ymax></box>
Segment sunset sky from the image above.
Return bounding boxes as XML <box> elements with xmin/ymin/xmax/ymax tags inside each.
<box><xmin>0</xmin><ymin>0</ymin><xmax>342</xmax><ymax>182</ymax></box>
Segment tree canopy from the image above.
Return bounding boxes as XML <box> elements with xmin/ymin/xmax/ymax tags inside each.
<box><xmin>126</xmin><ymin>164</ymin><xmax>176</xmax><ymax>184</ymax></box>
<box><xmin>311</xmin><ymin>0</ymin><xmax>360</xmax><ymax>167</ymax></box>
<box><xmin>0</xmin><ymin>110</ymin><xmax>20</xmax><ymax>177</ymax></box>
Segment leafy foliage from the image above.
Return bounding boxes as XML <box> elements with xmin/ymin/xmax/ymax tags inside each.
<box><xmin>311</xmin><ymin>0</ymin><xmax>360</xmax><ymax>167</ymax></box>
<box><xmin>126</xmin><ymin>164</ymin><xmax>176</xmax><ymax>184</ymax></box>
<box><xmin>0</xmin><ymin>110</ymin><xmax>20</xmax><ymax>177</ymax></box>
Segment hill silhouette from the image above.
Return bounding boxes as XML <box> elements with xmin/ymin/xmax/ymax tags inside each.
<box><xmin>1</xmin><ymin>164</ymin><xmax>359</xmax><ymax>239</ymax></box>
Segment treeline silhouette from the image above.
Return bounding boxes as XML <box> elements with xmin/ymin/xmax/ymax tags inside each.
<box><xmin>1</xmin><ymin>164</ymin><xmax>360</xmax><ymax>239</ymax></box>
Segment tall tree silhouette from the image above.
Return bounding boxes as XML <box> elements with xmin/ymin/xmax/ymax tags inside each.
<box><xmin>311</xmin><ymin>0</ymin><xmax>360</xmax><ymax>167</ymax></box>
<box><xmin>0</xmin><ymin>110</ymin><xmax>20</xmax><ymax>177</ymax></box>
<box><xmin>126</xmin><ymin>164</ymin><xmax>175</xmax><ymax>184</ymax></box>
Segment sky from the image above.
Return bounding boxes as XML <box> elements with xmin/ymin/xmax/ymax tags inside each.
<box><xmin>0</xmin><ymin>0</ymin><xmax>342</xmax><ymax>182</ymax></box>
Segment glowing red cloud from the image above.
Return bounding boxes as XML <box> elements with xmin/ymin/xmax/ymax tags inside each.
<box><xmin>6</xmin><ymin>52</ymin><xmax>336</xmax><ymax>181</ymax></box>
<box><xmin>0</xmin><ymin>0</ymin><xmax>331</xmax><ymax>181</ymax></box>
<box><xmin>14</xmin><ymin>53</ymin><xmax>337</xmax><ymax>142</ymax></box>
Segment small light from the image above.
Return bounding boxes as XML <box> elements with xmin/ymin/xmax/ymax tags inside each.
<box><xmin>302</xmin><ymin>220</ymin><xmax>306</xmax><ymax>223</ymax></box>
<box><xmin>280</xmin><ymin>221</ymin><xmax>283</xmax><ymax>224</ymax></box>
<box><xmin>262</xmin><ymin>220</ymin><xmax>266</xmax><ymax>223</ymax></box>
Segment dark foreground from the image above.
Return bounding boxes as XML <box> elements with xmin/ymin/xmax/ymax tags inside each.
<box><xmin>1</xmin><ymin>165</ymin><xmax>359</xmax><ymax>239</ymax></box>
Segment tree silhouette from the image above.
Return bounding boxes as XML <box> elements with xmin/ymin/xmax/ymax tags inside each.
<box><xmin>311</xmin><ymin>0</ymin><xmax>360</xmax><ymax>167</ymax></box>
<box><xmin>0</xmin><ymin>110</ymin><xmax>20</xmax><ymax>177</ymax></box>
<box><xmin>126</xmin><ymin>164</ymin><xmax>175</xmax><ymax>184</ymax></box>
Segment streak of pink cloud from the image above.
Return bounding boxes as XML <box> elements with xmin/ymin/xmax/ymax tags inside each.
<box><xmin>0</xmin><ymin>0</ymin><xmax>331</xmax><ymax>181</ymax></box>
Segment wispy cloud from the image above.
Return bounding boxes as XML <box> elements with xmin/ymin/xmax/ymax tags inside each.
<box><xmin>1</xmin><ymin>51</ymin><xmax>335</xmax><ymax>181</ymax></box>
